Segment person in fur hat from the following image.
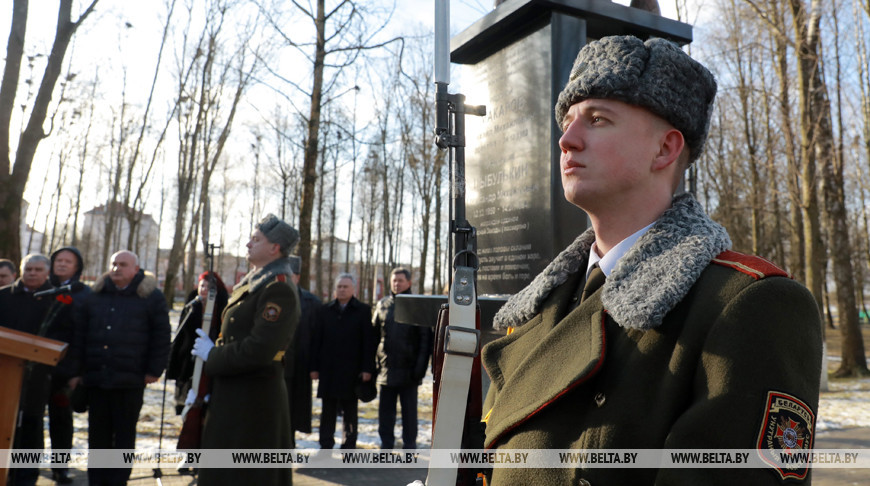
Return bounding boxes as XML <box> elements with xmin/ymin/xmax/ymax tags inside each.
<box><xmin>481</xmin><ymin>35</ymin><xmax>822</xmax><ymax>485</ymax></box>
<box><xmin>196</xmin><ymin>214</ymin><xmax>300</xmax><ymax>486</ymax></box>
<box><xmin>68</xmin><ymin>250</ymin><xmax>170</xmax><ymax>486</ymax></box>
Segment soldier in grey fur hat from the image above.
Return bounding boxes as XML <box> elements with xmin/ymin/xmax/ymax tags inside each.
<box><xmin>196</xmin><ymin>214</ymin><xmax>300</xmax><ymax>486</ymax></box>
<box><xmin>481</xmin><ymin>36</ymin><xmax>821</xmax><ymax>485</ymax></box>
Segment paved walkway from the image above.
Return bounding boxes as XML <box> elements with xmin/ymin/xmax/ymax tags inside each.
<box><xmin>29</xmin><ymin>427</ymin><xmax>870</xmax><ymax>486</ymax></box>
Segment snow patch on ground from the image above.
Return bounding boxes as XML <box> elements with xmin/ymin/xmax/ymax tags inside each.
<box><xmin>816</xmin><ymin>377</ymin><xmax>870</xmax><ymax>431</ymax></box>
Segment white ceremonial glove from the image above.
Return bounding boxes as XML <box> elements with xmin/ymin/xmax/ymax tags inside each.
<box><xmin>185</xmin><ymin>388</ymin><xmax>197</xmax><ymax>407</ymax></box>
<box><xmin>407</xmin><ymin>481</ymin><xmax>425</xmax><ymax>486</ymax></box>
<box><xmin>191</xmin><ymin>328</ymin><xmax>214</xmax><ymax>362</ymax></box>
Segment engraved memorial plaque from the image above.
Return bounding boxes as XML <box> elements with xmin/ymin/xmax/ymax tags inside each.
<box><xmin>465</xmin><ymin>25</ymin><xmax>553</xmax><ymax>295</ymax></box>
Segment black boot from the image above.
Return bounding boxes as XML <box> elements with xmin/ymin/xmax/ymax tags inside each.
<box><xmin>52</xmin><ymin>469</ymin><xmax>73</xmax><ymax>484</ymax></box>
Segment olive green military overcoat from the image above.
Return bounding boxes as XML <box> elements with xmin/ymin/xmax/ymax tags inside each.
<box><xmin>482</xmin><ymin>196</ymin><xmax>823</xmax><ymax>486</ymax></box>
<box><xmin>199</xmin><ymin>262</ymin><xmax>300</xmax><ymax>486</ymax></box>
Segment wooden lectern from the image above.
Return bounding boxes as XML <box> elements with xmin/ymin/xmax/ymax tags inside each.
<box><xmin>0</xmin><ymin>326</ymin><xmax>67</xmax><ymax>486</ymax></box>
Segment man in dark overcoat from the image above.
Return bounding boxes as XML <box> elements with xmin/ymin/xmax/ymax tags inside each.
<box><xmin>0</xmin><ymin>254</ymin><xmax>53</xmax><ymax>486</ymax></box>
<box><xmin>310</xmin><ymin>273</ymin><xmax>374</xmax><ymax>449</ymax></box>
<box><xmin>196</xmin><ymin>214</ymin><xmax>300</xmax><ymax>486</ymax></box>
<box><xmin>373</xmin><ymin>267</ymin><xmax>431</xmax><ymax>450</ymax></box>
<box><xmin>68</xmin><ymin>250</ymin><xmax>170</xmax><ymax>486</ymax></box>
<box><xmin>283</xmin><ymin>255</ymin><xmax>321</xmax><ymax>444</ymax></box>
<box><xmin>480</xmin><ymin>36</ymin><xmax>822</xmax><ymax>485</ymax></box>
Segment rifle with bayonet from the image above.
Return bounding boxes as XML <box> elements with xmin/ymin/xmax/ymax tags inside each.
<box><xmin>427</xmin><ymin>1</ymin><xmax>487</xmax><ymax>485</ymax></box>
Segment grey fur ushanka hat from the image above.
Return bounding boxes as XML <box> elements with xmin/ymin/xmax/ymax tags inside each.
<box><xmin>256</xmin><ymin>213</ymin><xmax>300</xmax><ymax>255</ymax></box>
<box><xmin>555</xmin><ymin>35</ymin><xmax>717</xmax><ymax>163</ymax></box>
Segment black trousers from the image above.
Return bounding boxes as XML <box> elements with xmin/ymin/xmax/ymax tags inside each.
<box><xmin>378</xmin><ymin>384</ymin><xmax>418</xmax><ymax>449</ymax></box>
<box><xmin>319</xmin><ymin>397</ymin><xmax>358</xmax><ymax>449</ymax></box>
<box><xmin>9</xmin><ymin>414</ymin><xmax>44</xmax><ymax>486</ymax></box>
<box><xmin>48</xmin><ymin>374</ymin><xmax>74</xmax><ymax>469</ymax></box>
<box><xmin>87</xmin><ymin>387</ymin><xmax>144</xmax><ymax>486</ymax></box>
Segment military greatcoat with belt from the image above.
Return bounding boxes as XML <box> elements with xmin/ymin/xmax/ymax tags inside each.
<box><xmin>482</xmin><ymin>195</ymin><xmax>823</xmax><ymax>485</ymax></box>
<box><xmin>200</xmin><ymin>257</ymin><xmax>300</xmax><ymax>486</ymax></box>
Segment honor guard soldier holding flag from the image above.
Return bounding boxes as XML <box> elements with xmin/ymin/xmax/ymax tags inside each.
<box><xmin>480</xmin><ymin>36</ymin><xmax>823</xmax><ymax>485</ymax></box>
<box><xmin>194</xmin><ymin>214</ymin><xmax>301</xmax><ymax>486</ymax></box>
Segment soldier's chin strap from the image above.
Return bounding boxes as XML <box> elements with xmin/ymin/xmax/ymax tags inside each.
<box><xmin>427</xmin><ymin>258</ymin><xmax>480</xmax><ymax>486</ymax></box>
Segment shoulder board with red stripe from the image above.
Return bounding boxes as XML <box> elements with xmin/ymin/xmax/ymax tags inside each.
<box><xmin>711</xmin><ymin>250</ymin><xmax>791</xmax><ymax>280</ymax></box>
<box><xmin>274</xmin><ymin>274</ymin><xmax>287</xmax><ymax>283</ymax></box>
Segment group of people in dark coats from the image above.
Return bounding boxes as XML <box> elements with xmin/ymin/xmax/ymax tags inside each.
<box><xmin>1</xmin><ymin>248</ymin><xmax>92</xmax><ymax>486</ymax></box>
<box><xmin>4</xmin><ymin>220</ymin><xmax>434</xmax><ymax>486</ymax></box>
<box><xmin>1</xmin><ymin>247</ymin><xmax>171</xmax><ymax>486</ymax></box>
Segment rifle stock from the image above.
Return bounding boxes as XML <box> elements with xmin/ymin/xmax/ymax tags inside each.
<box><xmin>177</xmin><ymin>243</ymin><xmax>219</xmax><ymax>449</ymax></box>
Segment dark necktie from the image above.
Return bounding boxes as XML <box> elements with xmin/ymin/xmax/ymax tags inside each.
<box><xmin>579</xmin><ymin>265</ymin><xmax>606</xmax><ymax>304</ymax></box>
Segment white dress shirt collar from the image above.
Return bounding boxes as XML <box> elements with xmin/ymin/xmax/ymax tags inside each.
<box><xmin>586</xmin><ymin>221</ymin><xmax>656</xmax><ymax>279</ymax></box>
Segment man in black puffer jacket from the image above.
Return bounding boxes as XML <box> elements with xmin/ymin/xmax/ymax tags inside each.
<box><xmin>373</xmin><ymin>267</ymin><xmax>432</xmax><ymax>450</ymax></box>
<box><xmin>68</xmin><ymin>250</ymin><xmax>170</xmax><ymax>486</ymax></box>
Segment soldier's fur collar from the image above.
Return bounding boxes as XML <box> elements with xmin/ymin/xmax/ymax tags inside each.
<box><xmin>237</xmin><ymin>257</ymin><xmax>294</xmax><ymax>295</ymax></box>
<box><xmin>93</xmin><ymin>270</ymin><xmax>158</xmax><ymax>298</ymax></box>
<box><xmin>493</xmin><ymin>194</ymin><xmax>732</xmax><ymax>331</ymax></box>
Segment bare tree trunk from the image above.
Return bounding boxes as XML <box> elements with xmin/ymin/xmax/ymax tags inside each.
<box><xmin>185</xmin><ymin>205</ymin><xmax>200</xmax><ymax>298</ymax></box>
<box><xmin>101</xmin><ymin>81</ymin><xmax>131</xmax><ymax>269</ymax></box>
<box><xmin>345</xmin><ymin>86</ymin><xmax>360</xmax><ymax>270</ymax></box>
<box><xmin>297</xmin><ymin>0</ymin><xmax>327</xmax><ymax>289</ymax></box>
<box><xmin>822</xmin><ymin>0</ymin><xmax>868</xmax><ymax>377</ymax></box>
<box><xmin>26</xmin><ymin>146</ymin><xmax>52</xmax><ymax>254</ymax></box>
<box><xmin>315</xmin><ymin>136</ymin><xmax>326</xmax><ymax>299</ymax></box>
<box><xmin>251</xmin><ymin>136</ymin><xmax>261</xmax><ymax>232</ymax></box>
<box><xmin>729</xmin><ymin>20</ymin><xmax>762</xmax><ymax>255</ymax></box>
<box><xmin>46</xmin><ymin>150</ymin><xmax>67</xmax><ymax>252</ymax></box>
<box><xmin>71</xmin><ymin>77</ymin><xmax>98</xmax><ymax>248</ymax></box>
<box><xmin>0</xmin><ymin>0</ymin><xmax>99</xmax><ymax>262</ymax></box>
<box><xmin>380</xmin><ymin>135</ymin><xmax>392</xmax><ymax>297</ymax></box>
<box><xmin>121</xmin><ymin>0</ymin><xmax>178</xmax><ymax>253</ymax></box>
<box><xmin>328</xmin><ymin>142</ymin><xmax>337</xmax><ymax>286</ymax></box>
<box><xmin>759</xmin><ymin>56</ymin><xmax>785</xmax><ymax>264</ymax></box>
<box><xmin>163</xmin><ymin>0</ymin><xmax>253</xmax><ymax>302</ymax></box>
<box><xmin>776</xmin><ymin>0</ymin><xmax>825</xmax><ymax>319</ymax></box>
<box><xmin>766</xmin><ymin>0</ymin><xmax>805</xmax><ymax>279</ymax></box>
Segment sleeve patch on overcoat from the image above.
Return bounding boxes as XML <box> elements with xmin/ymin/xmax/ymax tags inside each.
<box><xmin>263</xmin><ymin>302</ymin><xmax>282</xmax><ymax>322</ymax></box>
<box><xmin>755</xmin><ymin>390</ymin><xmax>814</xmax><ymax>480</ymax></box>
